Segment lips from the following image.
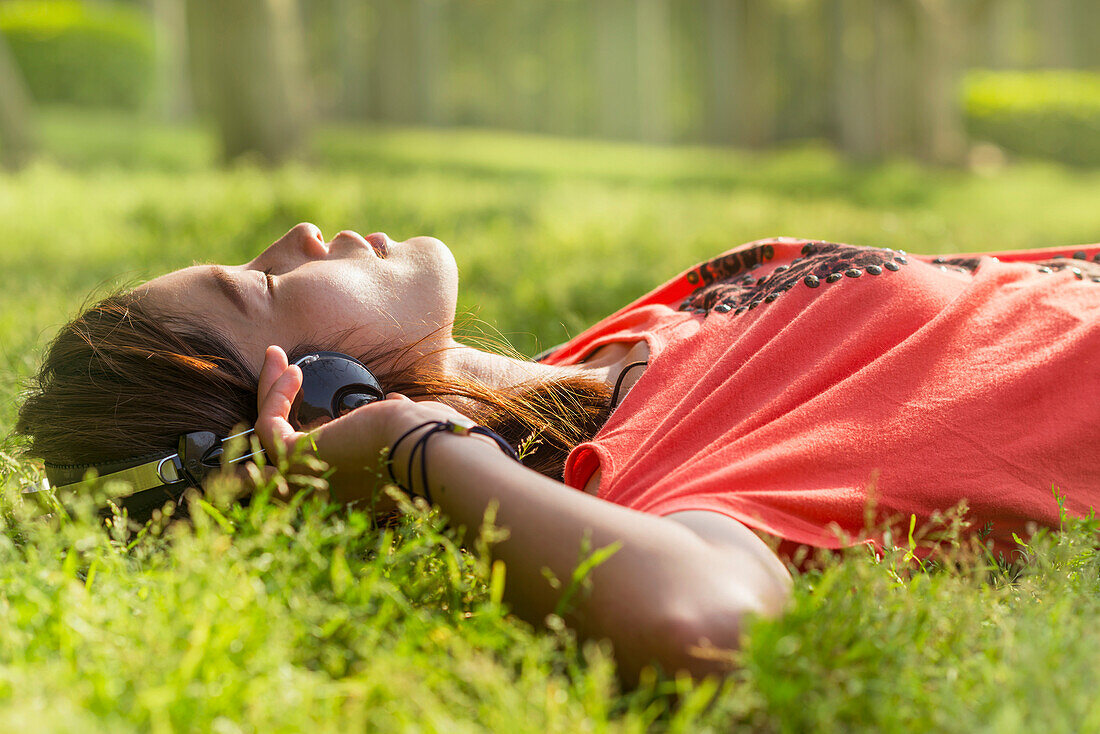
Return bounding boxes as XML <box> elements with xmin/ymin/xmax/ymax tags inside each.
<box><xmin>332</xmin><ymin>230</ymin><xmax>389</xmax><ymax>258</ymax></box>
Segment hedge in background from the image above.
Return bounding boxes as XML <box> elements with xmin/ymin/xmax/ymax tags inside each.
<box><xmin>964</xmin><ymin>70</ymin><xmax>1100</xmax><ymax>167</ymax></box>
<box><xmin>0</xmin><ymin>0</ymin><xmax>154</xmax><ymax>110</ymax></box>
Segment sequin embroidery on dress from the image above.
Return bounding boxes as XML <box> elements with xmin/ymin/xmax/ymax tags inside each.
<box><xmin>1039</xmin><ymin>251</ymin><xmax>1100</xmax><ymax>281</ymax></box>
<box><xmin>678</xmin><ymin>241</ymin><xmax>911</xmax><ymax>316</ymax></box>
<box><xmin>678</xmin><ymin>242</ymin><xmax>1100</xmax><ymax>317</ymax></box>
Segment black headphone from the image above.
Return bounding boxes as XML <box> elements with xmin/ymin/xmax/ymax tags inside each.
<box><xmin>39</xmin><ymin>352</ymin><xmax>385</xmax><ymax>521</ymax></box>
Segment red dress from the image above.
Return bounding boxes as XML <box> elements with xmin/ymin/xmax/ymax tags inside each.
<box><xmin>543</xmin><ymin>238</ymin><xmax>1100</xmax><ymax>558</ymax></box>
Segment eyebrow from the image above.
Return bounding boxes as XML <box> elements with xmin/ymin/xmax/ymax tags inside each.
<box><xmin>210</xmin><ymin>267</ymin><xmax>250</xmax><ymax>315</ymax></box>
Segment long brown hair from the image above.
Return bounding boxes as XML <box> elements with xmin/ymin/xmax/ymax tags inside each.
<box><xmin>16</xmin><ymin>290</ymin><xmax>612</xmax><ymax>484</ymax></box>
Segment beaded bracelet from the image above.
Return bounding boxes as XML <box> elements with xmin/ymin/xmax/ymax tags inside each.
<box><xmin>386</xmin><ymin>418</ymin><xmax>520</xmax><ymax>504</ymax></box>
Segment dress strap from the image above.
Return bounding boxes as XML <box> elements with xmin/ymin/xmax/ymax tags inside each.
<box><xmin>610</xmin><ymin>361</ymin><xmax>649</xmax><ymax>410</ymax></box>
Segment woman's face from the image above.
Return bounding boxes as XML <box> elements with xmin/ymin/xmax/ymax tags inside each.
<box><xmin>137</xmin><ymin>223</ymin><xmax>459</xmax><ymax>372</ymax></box>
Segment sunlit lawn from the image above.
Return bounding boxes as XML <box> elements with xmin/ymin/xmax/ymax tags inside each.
<box><xmin>2</xmin><ymin>110</ymin><xmax>1099</xmax><ymax>731</ymax></box>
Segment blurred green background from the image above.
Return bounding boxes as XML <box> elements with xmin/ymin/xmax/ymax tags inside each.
<box><xmin>1</xmin><ymin>0</ymin><xmax>1099</xmax><ymax>167</ymax></box>
<box><xmin>2</xmin><ymin>5</ymin><xmax>1100</xmax><ymax>730</ymax></box>
<box><xmin>2</xmin><ymin>0</ymin><xmax>1100</xmax><ymax>425</ymax></box>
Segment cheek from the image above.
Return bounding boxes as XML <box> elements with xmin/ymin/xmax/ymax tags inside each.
<box><xmin>289</xmin><ymin>280</ymin><xmax>393</xmax><ymax>348</ymax></box>
<box><xmin>287</xmin><ymin>272</ymin><xmax>372</xmax><ymax>322</ymax></box>
<box><xmin>281</xmin><ymin>261</ymin><xmax>455</xmax><ymax>353</ymax></box>
<box><xmin>231</xmin><ymin>327</ymin><xmax>282</xmax><ymax>375</ymax></box>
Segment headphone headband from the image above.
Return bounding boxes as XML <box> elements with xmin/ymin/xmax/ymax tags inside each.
<box><xmin>29</xmin><ymin>352</ymin><xmax>385</xmax><ymax>521</ymax></box>
<box><xmin>36</xmin><ymin>428</ymin><xmax>262</xmax><ymax>520</ymax></box>
<box><xmin>44</xmin><ymin>449</ymin><xmax>178</xmax><ymax>488</ymax></box>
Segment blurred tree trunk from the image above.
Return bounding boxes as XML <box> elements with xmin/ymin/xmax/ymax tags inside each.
<box><xmin>497</xmin><ymin>2</ymin><xmax>527</xmax><ymax>130</ymax></box>
<box><xmin>831</xmin><ymin>0</ymin><xmax>880</xmax><ymax>159</ymax></box>
<box><xmin>1038</xmin><ymin>0</ymin><xmax>1072</xmax><ymax>67</ymax></box>
<box><xmin>594</xmin><ymin>0</ymin><xmax>638</xmax><ymax>139</ymax></box>
<box><xmin>635</xmin><ymin>0</ymin><xmax>671</xmax><ymax>142</ymax></box>
<box><xmin>872</xmin><ymin>1</ymin><xmax>917</xmax><ymax>156</ymax></box>
<box><xmin>910</xmin><ymin>0</ymin><xmax>976</xmax><ymax>165</ymax></box>
<box><xmin>335</xmin><ymin>0</ymin><xmax>372</xmax><ymax>118</ymax></box>
<box><xmin>985</xmin><ymin>0</ymin><xmax>1025</xmax><ymax>68</ymax></box>
<box><xmin>912</xmin><ymin>0</ymin><xmax>997</xmax><ymax>165</ymax></box>
<box><xmin>416</xmin><ymin>0</ymin><xmax>446</xmax><ymax>126</ymax></box>
<box><xmin>775</xmin><ymin>3</ymin><xmax>830</xmax><ymax>142</ymax></box>
<box><xmin>702</xmin><ymin>0</ymin><xmax>741</xmax><ymax>145</ymax></box>
<box><xmin>544</xmin><ymin>1</ymin><xmax>588</xmax><ymax>136</ymax></box>
<box><xmin>737</xmin><ymin>0</ymin><xmax>778</xmax><ymax>147</ymax></box>
<box><xmin>185</xmin><ymin>0</ymin><xmax>310</xmax><ymax>163</ymax></box>
<box><xmin>916</xmin><ymin>11</ymin><xmax>964</xmax><ymax>164</ymax></box>
<box><xmin>0</xmin><ymin>31</ymin><xmax>34</xmax><ymax>170</ymax></box>
<box><xmin>151</xmin><ymin>0</ymin><xmax>192</xmax><ymax>121</ymax></box>
<box><xmin>1070</xmin><ymin>0</ymin><xmax>1100</xmax><ymax>67</ymax></box>
<box><xmin>371</xmin><ymin>1</ymin><xmax>417</xmax><ymax>123</ymax></box>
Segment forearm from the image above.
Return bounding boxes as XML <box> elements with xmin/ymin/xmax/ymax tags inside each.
<box><xmin>394</xmin><ymin>433</ymin><xmax>791</xmax><ymax>680</ymax></box>
<box><xmin>253</xmin><ymin>351</ymin><xmax>789</xmax><ymax>680</ymax></box>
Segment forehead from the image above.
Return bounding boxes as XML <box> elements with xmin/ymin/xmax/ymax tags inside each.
<box><xmin>137</xmin><ymin>264</ymin><xmax>210</xmax><ymax>297</ymax></box>
<box><xmin>135</xmin><ymin>264</ymin><xmax>269</xmax><ymax>372</ymax></box>
<box><xmin>135</xmin><ymin>264</ymin><xmax>234</xmax><ymax>320</ymax></box>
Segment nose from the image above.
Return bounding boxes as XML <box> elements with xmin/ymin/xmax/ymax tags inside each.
<box><xmin>284</xmin><ymin>223</ymin><xmax>327</xmax><ymax>257</ymax></box>
<box><xmin>258</xmin><ymin>223</ymin><xmax>328</xmax><ymax>269</ymax></box>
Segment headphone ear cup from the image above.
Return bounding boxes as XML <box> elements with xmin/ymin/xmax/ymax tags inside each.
<box><xmin>291</xmin><ymin>351</ymin><xmax>386</xmax><ymax>424</ymax></box>
<box><xmin>288</xmin><ymin>389</ymin><xmax>306</xmax><ymax>430</ymax></box>
<box><xmin>334</xmin><ymin>385</ymin><xmax>384</xmax><ymax>416</ymax></box>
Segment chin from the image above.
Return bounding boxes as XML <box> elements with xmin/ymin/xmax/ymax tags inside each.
<box><xmin>407</xmin><ymin>235</ymin><xmax>455</xmax><ymax>265</ymax></box>
<box><xmin>408</xmin><ymin>234</ymin><xmax>459</xmax><ymax>289</ymax></box>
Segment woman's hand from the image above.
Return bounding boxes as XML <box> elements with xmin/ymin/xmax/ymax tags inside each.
<box><xmin>255</xmin><ymin>345</ymin><xmax>791</xmax><ymax>684</ymax></box>
<box><xmin>254</xmin><ymin>345</ymin><xmax>475</xmax><ymax>501</ymax></box>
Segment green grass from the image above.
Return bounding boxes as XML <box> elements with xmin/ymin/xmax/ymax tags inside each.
<box><xmin>3</xmin><ymin>109</ymin><xmax>1100</xmax><ymax>731</ymax></box>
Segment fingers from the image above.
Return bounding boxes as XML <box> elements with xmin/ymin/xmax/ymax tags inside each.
<box><xmin>256</xmin><ymin>346</ymin><xmax>306</xmax><ymax>454</ymax></box>
<box><xmin>258</xmin><ymin>345</ymin><xmax>289</xmax><ymax>410</ymax></box>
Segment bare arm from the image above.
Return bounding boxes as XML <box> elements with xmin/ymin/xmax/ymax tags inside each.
<box><xmin>415</xmin><ymin>439</ymin><xmax>791</xmax><ymax>679</ymax></box>
<box><xmin>256</xmin><ymin>346</ymin><xmax>792</xmax><ymax>682</ymax></box>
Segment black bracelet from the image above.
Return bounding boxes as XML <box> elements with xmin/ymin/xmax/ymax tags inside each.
<box><xmin>386</xmin><ymin>419</ymin><xmax>520</xmax><ymax>504</ymax></box>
